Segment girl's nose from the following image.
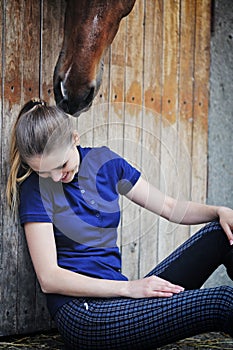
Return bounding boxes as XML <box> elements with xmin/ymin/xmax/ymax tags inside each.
<box><xmin>50</xmin><ymin>169</ymin><xmax>63</xmax><ymax>182</ymax></box>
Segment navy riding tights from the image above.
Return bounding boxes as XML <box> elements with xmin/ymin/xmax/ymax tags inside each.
<box><xmin>54</xmin><ymin>221</ymin><xmax>233</xmax><ymax>349</ymax></box>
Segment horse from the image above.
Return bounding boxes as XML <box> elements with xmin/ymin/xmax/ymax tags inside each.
<box><xmin>53</xmin><ymin>0</ymin><xmax>136</xmax><ymax>116</ymax></box>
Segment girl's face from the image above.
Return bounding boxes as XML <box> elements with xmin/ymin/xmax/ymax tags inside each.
<box><xmin>27</xmin><ymin>138</ymin><xmax>80</xmax><ymax>183</ymax></box>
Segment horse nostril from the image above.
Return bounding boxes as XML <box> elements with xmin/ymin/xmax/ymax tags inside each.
<box><xmin>54</xmin><ymin>76</ymin><xmax>66</xmax><ymax>105</ymax></box>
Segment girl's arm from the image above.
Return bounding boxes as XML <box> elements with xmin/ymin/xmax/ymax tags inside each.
<box><xmin>24</xmin><ymin>222</ymin><xmax>184</xmax><ymax>298</ymax></box>
<box><xmin>126</xmin><ymin>177</ymin><xmax>233</xmax><ymax>243</ymax></box>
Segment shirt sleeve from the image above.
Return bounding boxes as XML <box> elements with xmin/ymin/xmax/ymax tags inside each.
<box><xmin>99</xmin><ymin>147</ymin><xmax>141</xmax><ymax>195</ymax></box>
<box><xmin>19</xmin><ymin>173</ymin><xmax>53</xmax><ymax>225</ymax></box>
<box><xmin>115</xmin><ymin>157</ymin><xmax>141</xmax><ymax>195</ymax></box>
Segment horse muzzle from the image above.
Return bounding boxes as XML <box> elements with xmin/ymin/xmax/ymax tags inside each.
<box><xmin>53</xmin><ymin>76</ymin><xmax>97</xmax><ymax>116</ymax></box>
<box><xmin>53</xmin><ymin>57</ymin><xmax>104</xmax><ymax>116</ymax></box>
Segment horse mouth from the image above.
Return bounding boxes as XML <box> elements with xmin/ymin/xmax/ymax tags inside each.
<box><xmin>53</xmin><ymin>59</ymin><xmax>104</xmax><ymax>116</ymax></box>
<box><xmin>59</xmin><ymin>94</ymin><xmax>95</xmax><ymax>116</ymax></box>
<box><xmin>55</xmin><ymin>73</ymin><xmax>104</xmax><ymax>116</ymax></box>
<box><xmin>53</xmin><ymin>78</ymin><xmax>95</xmax><ymax>115</ymax></box>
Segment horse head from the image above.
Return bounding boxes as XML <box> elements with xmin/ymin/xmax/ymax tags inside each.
<box><xmin>53</xmin><ymin>0</ymin><xmax>136</xmax><ymax>116</ymax></box>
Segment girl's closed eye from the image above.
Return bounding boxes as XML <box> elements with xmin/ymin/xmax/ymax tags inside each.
<box><xmin>55</xmin><ymin>162</ymin><xmax>68</xmax><ymax>171</ymax></box>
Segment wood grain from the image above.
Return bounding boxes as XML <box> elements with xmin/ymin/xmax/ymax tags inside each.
<box><xmin>1</xmin><ymin>0</ymin><xmax>24</xmax><ymax>336</ymax></box>
<box><xmin>0</xmin><ymin>0</ymin><xmax>211</xmax><ymax>335</ymax></box>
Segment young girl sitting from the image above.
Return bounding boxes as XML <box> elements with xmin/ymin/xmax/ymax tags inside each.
<box><xmin>7</xmin><ymin>98</ymin><xmax>233</xmax><ymax>350</ymax></box>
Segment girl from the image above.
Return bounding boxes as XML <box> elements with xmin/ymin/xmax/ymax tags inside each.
<box><xmin>7</xmin><ymin>98</ymin><xmax>233</xmax><ymax>350</ymax></box>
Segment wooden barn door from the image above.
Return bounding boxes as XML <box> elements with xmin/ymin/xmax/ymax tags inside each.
<box><xmin>79</xmin><ymin>0</ymin><xmax>211</xmax><ymax>278</ymax></box>
<box><xmin>0</xmin><ymin>0</ymin><xmax>211</xmax><ymax>336</ymax></box>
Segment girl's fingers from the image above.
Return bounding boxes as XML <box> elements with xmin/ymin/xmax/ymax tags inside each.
<box><xmin>152</xmin><ymin>279</ymin><xmax>184</xmax><ymax>294</ymax></box>
<box><xmin>153</xmin><ymin>291</ymin><xmax>174</xmax><ymax>298</ymax></box>
<box><xmin>221</xmin><ymin>221</ymin><xmax>233</xmax><ymax>244</ymax></box>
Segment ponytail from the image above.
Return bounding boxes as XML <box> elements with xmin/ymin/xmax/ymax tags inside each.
<box><xmin>6</xmin><ymin>98</ymin><xmax>74</xmax><ymax>213</ymax></box>
<box><xmin>6</xmin><ymin>122</ymin><xmax>32</xmax><ymax>212</ymax></box>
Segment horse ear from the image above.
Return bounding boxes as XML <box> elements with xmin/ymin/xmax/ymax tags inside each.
<box><xmin>73</xmin><ymin>131</ymin><xmax>80</xmax><ymax>146</ymax></box>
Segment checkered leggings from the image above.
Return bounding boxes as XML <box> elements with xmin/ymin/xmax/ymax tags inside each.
<box><xmin>54</xmin><ymin>222</ymin><xmax>233</xmax><ymax>349</ymax></box>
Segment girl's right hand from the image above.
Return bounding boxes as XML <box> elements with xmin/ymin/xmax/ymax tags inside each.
<box><xmin>127</xmin><ymin>275</ymin><xmax>184</xmax><ymax>298</ymax></box>
<box><xmin>24</xmin><ymin>222</ymin><xmax>185</xmax><ymax>299</ymax></box>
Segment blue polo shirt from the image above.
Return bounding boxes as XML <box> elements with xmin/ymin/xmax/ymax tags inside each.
<box><xmin>19</xmin><ymin>146</ymin><xmax>141</xmax><ymax>317</ymax></box>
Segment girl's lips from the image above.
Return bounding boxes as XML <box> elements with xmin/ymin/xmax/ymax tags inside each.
<box><xmin>61</xmin><ymin>167</ymin><xmax>77</xmax><ymax>182</ymax></box>
<box><xmin>61</xmin><ymin>172</ymin><xmax>69</xmax><ymax>181</ymax></box>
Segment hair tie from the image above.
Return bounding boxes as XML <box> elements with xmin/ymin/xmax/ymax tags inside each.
<box><xmin>19</xmin><ymin>98</ymin><xmax>47</xmax><ymax>117</ymax></box>
<box><xmin>31</xmin><ymin>97</ymin><xmax>46</xmax><ymax>106</ymax></box>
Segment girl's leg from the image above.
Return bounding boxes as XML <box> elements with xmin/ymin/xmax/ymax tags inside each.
<box><xmin>146</xmin><ymin>221</ymin><xmax>233</xmax><ymax>289</ymax></box>
<box><xmin>54</xmin><ymin>221</ymin><xmax>233</xmax><ymax>349</ymax></box>
<box><xmin>54</xmin><ymin>286</ymin><xmax>233</xmax><ymax>350</ymax></box>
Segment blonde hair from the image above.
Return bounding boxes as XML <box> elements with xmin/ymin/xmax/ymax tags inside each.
<box><xmin>7</xmin><ymin>98</ymin><xmax>74</xmax><ymax>212</ymax></box>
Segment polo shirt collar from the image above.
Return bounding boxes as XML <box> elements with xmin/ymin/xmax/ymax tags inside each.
<box><xmin>73</xmin><ymin>146</ymin><xmax>90</xmax><ymax>181</ymax></box>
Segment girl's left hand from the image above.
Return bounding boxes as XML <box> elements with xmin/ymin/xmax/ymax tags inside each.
<box><xmin>217</xmin><ymin>206</ymin><xmax>233</xmax><ymax>244</ymax></box>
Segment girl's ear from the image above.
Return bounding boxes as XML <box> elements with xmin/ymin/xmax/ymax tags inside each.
<box><xmin>73</xmin><ymin>131</ymin><xmax>80</xmax><ymax>146</ymax></box>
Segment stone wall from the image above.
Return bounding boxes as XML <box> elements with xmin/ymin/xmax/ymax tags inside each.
<box><xmin>206</xmin><ymin>0</ymin><xmax>233</xmax><ymax>287</ymax></box>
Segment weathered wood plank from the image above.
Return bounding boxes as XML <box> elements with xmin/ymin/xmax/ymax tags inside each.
<box><xmin>41</xmin><ymin>0</ymin><xmax>65</xmax><ymax>103</ymax></box>
<box><xmin>16</xmin><ymin>0</ymin><xmax>41</xmax><ymax>334</ymax></box>
<box><xmin>191</xmin><ymin>0</ymin><xmax>211</xmax><ymax>234</ymax></box>
<box><xmin>0</xmin><ymin>0</ymin><xmax>4</xmax><ymax>277</ymax></box>
<box><xmin>121</xmin><ymin>0</ymin><xmax>144</xmax><ymax>280</ymax></box>
<box><xmin>108</xmin><ymin>16</ymin><xmax>127</xmax><ymax>250</ymax></box>
<box><xmin>158</xmin><ymin>0</ymin><xmax>181</xmax><ymax>262</ymax></box>
<box><xmin>21</xmin><ymin>1</ymin><xmax>40</xmax><ymax>100</ymax></box>
<box><xmin>108</xmin><ymin>16</ymin><xmax>126</xmax><ymax>153</ymax></box>
<box><xmin>37</xmin><ymin>0</ymin><xmax>66</xmax><ymax>330</ymax></box>
<box><xmin>0</xmin><ymin>0</ymin><xmax>24</xmax><ymax>336</ymax></box>
<box><xmin>92</xmin><ymin>52</ymin><xmax>110</xmax><ymax>148</ymax></box>
<box><xmin>172</xmin><ymin>0</ymin><xmax>196</xmax><ymax>248</ymax></box>
<box><xmin>140</xmin><ymin>0</ymin><xmax>163</xmax><ymax>277</ymax></box>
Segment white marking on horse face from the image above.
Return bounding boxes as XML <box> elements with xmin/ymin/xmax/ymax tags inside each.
<box><xmin>93</xmin><ymin>15</ymin><xmax>98</xmax><ymax>29</ymax></box>
<box><xmin>88</xmin><ymin>15</ymin><xmax>99</xmax><ymax>43</ymax></box>
<box><xmin>64</xmin><ymin>66</ymin><xmax>72</xmax><ymax>85</ymax></box>
<box><xmin>60</xmin><ymin>81</ymin><xmax>67</xmax><ymax>99</ymax></box>
<box><xmin>60</xmin><ymin>66</ymin><xmax>72</xmax><ymax>99</ymax></box>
